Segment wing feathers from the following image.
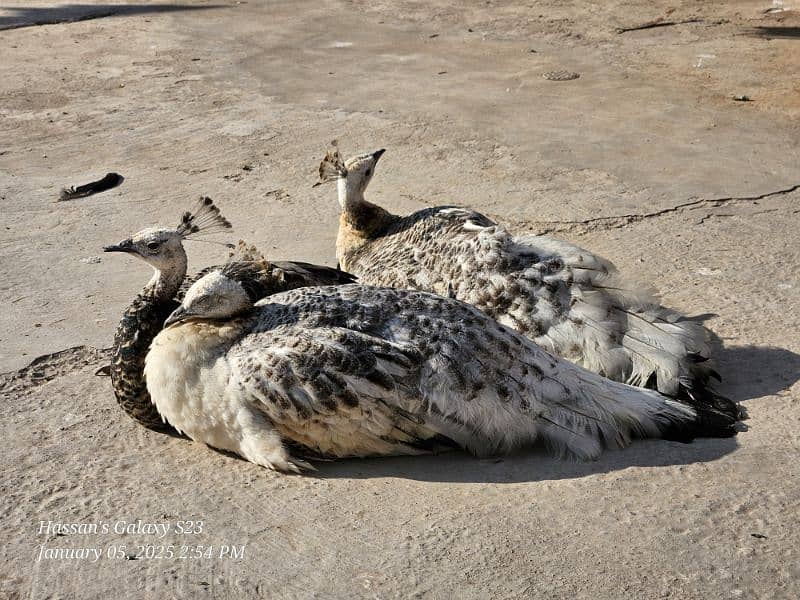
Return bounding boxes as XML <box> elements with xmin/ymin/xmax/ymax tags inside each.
<box><xmin>216</xmin><ymin>286</ymin><xmax>734</xmax><ymax>463</ymax></box>
<box><xmin>342</xmin><ymin>207</ymin><xmax>724</xmax><ymax>406</ymax></box>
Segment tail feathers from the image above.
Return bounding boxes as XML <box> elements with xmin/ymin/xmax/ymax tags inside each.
<box><xmin>615</xmin><ymin>310</ymin><xmax>745</xmax><ymax>422</ymax></box>
<box><xmin>511</xmin><ymin>233</ymin><xmax>725</xmax><ymax>407</ymax></box>
<box><xmin>535</xmin><ymin>295</ymin><xmax>743</xmax><ymax>427</ymax></box>
<box><xmin>678</xmin><ymin>382</ymin><xmax>747</xmax><ymax>421</ymax></box>
<box><xmin>421</xmin><ymin>357</ymin><xmax>738</xmax><ymax>462</ymax></box>
<box><xmin>531</xmin><ymin>377</ymin><xmax>737</xmax><ymax>461</ymax></box>
<box><xmin>489</xmin><ymin>232</ymin><xmax>741</xmax><ymax>445</ymax></box>
<box><xmin>577</xmin><ymin>294</ymin><xmax>725</xmax><ymax>402</ymax></box>
<box><xmin>657</xmin><ymin>401</ymin><xmax>738</xmax><ymax>443</ymax></box>
<box><xmin>616</xmin><ymin>306</ymin><xmax>712</xmax><ymax>388</ymax></box>
<box><xmin>533</xmin><ymin>402</ymin><xmax>651</xmax><ymax>461</ymax></box>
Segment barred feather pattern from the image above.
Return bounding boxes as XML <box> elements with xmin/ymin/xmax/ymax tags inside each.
<box><xmin>338</xmin><ymin>205</ymin><xmax>722</xmax><ymax>405</ymax></box>
<box><xmin>145</xmin><ymin>282</ymin><xmax>735</xmax><ymax>472</ymax></box>
<box><xmin>110</xmin><ymin>287</ymin><xmax>180</xmax><ymax>431</ymax></box>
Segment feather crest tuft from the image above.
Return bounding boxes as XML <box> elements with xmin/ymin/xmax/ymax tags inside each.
<box><xmin>314</xmin><ymin>140</ymin><xmax>347</xmax><ymax>186</ymax></box>
<box><xmin>176</xmin><ymin>196</ymin><xmax>233</xmax><ymax>238</ymax></box>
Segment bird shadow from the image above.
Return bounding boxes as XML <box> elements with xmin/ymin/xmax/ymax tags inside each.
<box><xmin>311</xmin><ymin>437</ymin><xmax>739</xmax><ymax>483</ymax></box>
<box><xmin>0</xmin><ymin>3</ymin><xmax>224</xmax><ymax>31</ymax></box>
<box><xmin>684</xmin><ymin>315</ymin><xmax>798</xmax><ymax>402</ymax></box>
<box><xmin>713</xmin><ymin>343</ymin><xmax>800</xmax><ymax>403</ymax></box>
<box><xmin>747</xmin><ymin>26</ymin><xmax>800</xmax><ymax>41</ymax></box>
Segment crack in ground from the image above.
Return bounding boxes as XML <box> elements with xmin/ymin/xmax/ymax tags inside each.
<box><xmin>526</xmin><ymin>183</ymin><xmax>800</xmax><ymax>235</ymax></box>
<box><xmin>616</xmin><ymin>18</ymin><xmax>705</xmax><ymax>34</ymax></box>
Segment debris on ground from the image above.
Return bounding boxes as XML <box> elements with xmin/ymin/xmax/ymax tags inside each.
<box><xmin>58</xmin><ymin>172</ymin><xmax>124</xmax><ymax>201</ymax></box>
<box><xmin>543</xmin><ymin>70</ymin><xmax>580</xmax><ymax>81</ymax></box>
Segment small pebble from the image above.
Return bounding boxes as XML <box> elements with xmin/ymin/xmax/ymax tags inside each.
<box><xmin>733</xmin><ymin>95</ymin><xmax>751</xmax><ymax>102</ymax></box>
<box><xmin>543</xmin><ymin>70</ymin><xmax>580</xmax><ymax>81</ymax></box>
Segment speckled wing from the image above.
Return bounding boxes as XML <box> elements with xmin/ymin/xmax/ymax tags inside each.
<box><xmin>226</xmin><ymin>318</ymin><xmax>442</xmax><ymax>458</ymax></box>
<box><xmin>346</xmin><ymin>206</ymin><xmax>593</xmax><ymax>319</ymax></box>
<box><xmin>225</xmin><ymin>283</ymin><xmax>511</xmax><ymax>458</ymax></box>
<box><xmin>344</xmin><ymin>206</ymin><xmax>502</xmax><ymax>295</ymax></box>
<box><xmin>345</xmin><ymin>206</ymin><xmax>720</xmax><ymax>406</ymax></box>
<box><xmin>343</xmin><ymin>206</ymin><xmax>580</xmax><ymax>340</ymax></box>
<box><xmin>224</xmin><ymin>285</ymin><xmax>716</xmax><ymax>461</ymax></box>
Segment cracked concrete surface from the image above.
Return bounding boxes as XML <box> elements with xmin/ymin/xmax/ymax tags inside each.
<box><xmin>1</xmin><ymin>1</ymin><xmax>799</xmax><ymax>598</ymax></box>
<box><xmin>527</xmin><ymin>183</ymin><xmax>800</xmax><ymax>234</ymax></box>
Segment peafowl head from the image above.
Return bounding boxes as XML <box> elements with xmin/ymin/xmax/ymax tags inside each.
<box><xmin>104</xmin><ymin>196</ymin><xmax>232</xmax><ymax>273</ymax></box>
<box><xmin>104</xmin><ymin>227</ymin><xmax>186</xmax><ymax>272</ymax></box>
<box><xmin>164</xmin><ymin>270</ymin><xmax>252</xmax><ymax>326</ymax></box>
<box><xmin>314</xmin><ymin>140</ymin><xmax>385</xmax><ymax>208</ymax></box>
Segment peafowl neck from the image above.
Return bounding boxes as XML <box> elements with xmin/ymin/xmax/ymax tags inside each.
<box><xmin>335</xmin><ymin>191</ymin><xmax>398</xmax><ymax>271</ymax></box>
<box><xmin>109</xmin><ymin>253</ymin><xmax>187</xmax><ymax>431</ymax></box>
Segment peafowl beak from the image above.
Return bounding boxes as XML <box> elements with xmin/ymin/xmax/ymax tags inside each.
<box><xmin>164</xmin><ymin>306</ymin><xmax>189</xmax><ymax>327</ymax></box>
<box><xmin>103</xmin><ymin>239</ymin><xmax>135</xmax><ymax>254</ymax></box>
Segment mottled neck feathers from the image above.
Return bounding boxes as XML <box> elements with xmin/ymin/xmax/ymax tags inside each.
<box><xmin>341</xmin><ymin>201</ymin><xmax>398</xmax><ymax>239</ymax></box>
<box><xmin>110</xmin><ymin>288</ymin><xmax>178</xmax><ymax>431</ymax></box>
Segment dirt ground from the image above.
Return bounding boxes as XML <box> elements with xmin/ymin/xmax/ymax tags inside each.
<box><xmin>1</xmin><ymin>1</ymin><xmax>799</xmax><ymax>598</ymax></box>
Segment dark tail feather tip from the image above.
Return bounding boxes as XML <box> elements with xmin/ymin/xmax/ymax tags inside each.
<box><xmin>661</xmin><ymin>406</ymin><xmax>737</xmax><ymax>444</ymax></box>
